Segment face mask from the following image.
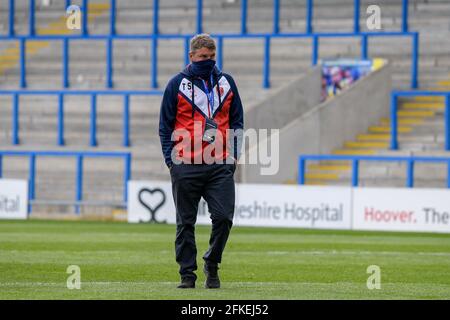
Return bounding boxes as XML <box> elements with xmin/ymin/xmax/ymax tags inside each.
<box><xmin>191</xmin><ymin>59</ymin><xmax>216</xmax><ymax>78</ymax></box>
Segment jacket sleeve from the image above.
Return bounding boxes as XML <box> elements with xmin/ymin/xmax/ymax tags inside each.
<box><xmin>226</xmin><ymin>74</ymin><xmax>244</xmax><ymax>160</ymax></box>
<box><xmin>159</xmin><ymin>76</ymin><xmax>179</xmax><ymax>168</ymax></box>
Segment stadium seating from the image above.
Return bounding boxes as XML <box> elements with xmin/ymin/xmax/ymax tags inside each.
<box><xmin>1</xmin><ymin>0</ymin><xmax>450</xmax><ymax>214</ymax></box>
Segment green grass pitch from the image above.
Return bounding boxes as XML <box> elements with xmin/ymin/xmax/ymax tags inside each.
<box><xmin>0</xmin><ymin>220</ymin><xmax>449</xmax><ymax>299</ymax></box>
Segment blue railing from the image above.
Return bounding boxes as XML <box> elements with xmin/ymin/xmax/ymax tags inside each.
<box><xmin>390</xmin><ymin>91</ymin><xmax>450</xmax><ymax>151</ymax></box>
<box><xmin>1</xmin><ymin>0</ymin><xmax>418</xmax><ymax>89</ymax></box>
<box><xmin>0</xmin><ymin>90</ymin><xmax>163</xmax><ymax>147</ymax></box>
<box><xmin>0</xmin><ymin>32</ymin><xmax>419</xmax><ymax>90</ymax></box>
<box><xmin>298</xmin><ymin>155</ymin><xmax>450</xmax><ymax>188</ymax></box>
<box><xmin>0</xmin><ymin>150</ymin><xmax>132</xmax><ymax>213</ymax></box>
<box><xmin>7</xmin><ymin>0</ymin><xmax>411</xmax><ymax>37</ymax></box>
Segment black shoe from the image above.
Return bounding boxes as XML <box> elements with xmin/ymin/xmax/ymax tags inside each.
<box><xmin>204</xmin><ymin>264</ymin><xmax>220</xmax><ymax>289</ymax></box>
<box><xmin>177</xmin><ymin>277</ymin><xmax>195</xmax><ymax>289</ymax></box>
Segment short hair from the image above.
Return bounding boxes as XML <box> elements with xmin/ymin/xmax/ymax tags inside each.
<box><xmin>190</xmin><ymin>33</ymin><xmax>216</xmax><ymax>53</ymax></box>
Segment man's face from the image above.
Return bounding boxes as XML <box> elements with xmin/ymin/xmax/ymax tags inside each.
<box><xmin>190</xmin><ymin>47</ymin><xmax>216</xmax><ymax>62</ymax></box>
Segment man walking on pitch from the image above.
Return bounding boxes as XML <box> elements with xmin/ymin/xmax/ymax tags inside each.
<box><xmin>159</xmin><ymin>34</ymin><xmax>244</xmax><ymax>289</ymax></box>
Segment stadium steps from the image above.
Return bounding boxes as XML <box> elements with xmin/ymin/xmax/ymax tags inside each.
<box><xmin>302</xmin><ymin>76</ymin><xmax>450</xmax><ymax>186</ymax></box>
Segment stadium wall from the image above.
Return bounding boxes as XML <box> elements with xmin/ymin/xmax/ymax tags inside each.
<box><xmin>240</xmin><ymin>61</ymin><xmax>392</xmax><ymax>184</ymax></box>
<box><xmin>243</xmin><ymin>66</ymin><xmax>322</xmax><ymax>132</ymax></box>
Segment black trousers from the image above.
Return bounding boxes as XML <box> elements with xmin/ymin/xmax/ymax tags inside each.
<box><xmin>170</xmin><ymin>163</ymin><xmax>236</xmax><ymax>280</ymax></box>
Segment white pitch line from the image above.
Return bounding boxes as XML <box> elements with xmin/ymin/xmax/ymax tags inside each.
<box><xmin>0</xmin><ymin>281</ymin><xmax>177</xmax><ymax>287</ymax></box>
<box><xmin>227</xmin><ymin>250</ymin><xmax>450</xmax><ymax>257</ymax></box>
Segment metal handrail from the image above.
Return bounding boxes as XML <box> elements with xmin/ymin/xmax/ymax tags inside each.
<box><xmin>390</xmin><ymin>91</ymin><xmax>450</xmax><ymax>151</ymax></box>
<box><xmin>0</xmin><ymin>90</ymin><xmax>163</xmax><ymax>147</ymax></box>
<box><xmin>7</xmin><ymin>0</ymin><xmax>411</xmax><ymax>37</ymax></box>
<box><xmin>0</xmin><ymin>31</ymin><xmax>419</xmax><ymax>90</ymax></box>
<box><xmin>0</xmin><ymin>150</ymin><xmax>132</xmax><ymax>213</ymax></box>
<box><xmin>298</xmin><ymin>154</ymin><xmax>450</xmax><ymax>188</ymax></box>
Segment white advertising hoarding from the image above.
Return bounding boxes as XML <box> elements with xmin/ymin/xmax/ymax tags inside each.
<box><xmin>233</xmin><ymin>184</ymin><xmax>351</xmax><ymax>229</ymax></box>
<box><xmin>128</xmin><ymin>181</ymin><xmax>450</xmax><ymax>233</ymax></box>
<box><xmin>128</xmin><ymin>181</ymin><xmax>352</xmax><ymax>230</ymax></box>
<box><xmin>0</xmin><ymin>179</ymin><xmax>28</xmax><ymax>220</ymax></box>
<box><xmin>128</xmin><ymin>180</ymin><xmax>175</xmax><ymax>224</ymax></box>
<box><xmin>352</xmin><ymin>187</ymin><xmax>450</xmax><ymax>233</ymax></box>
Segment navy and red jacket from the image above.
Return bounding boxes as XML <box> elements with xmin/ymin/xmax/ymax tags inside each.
<box><xmin>159</xmin><ymin>64</ymin><xmax>244</xmax><ymax>167</ymax></box>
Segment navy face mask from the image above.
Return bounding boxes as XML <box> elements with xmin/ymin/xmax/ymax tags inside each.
<box><xmin>191</xmin><ymin>59</ymin><xmax>216</xmax><ymax>79</ymax></box>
